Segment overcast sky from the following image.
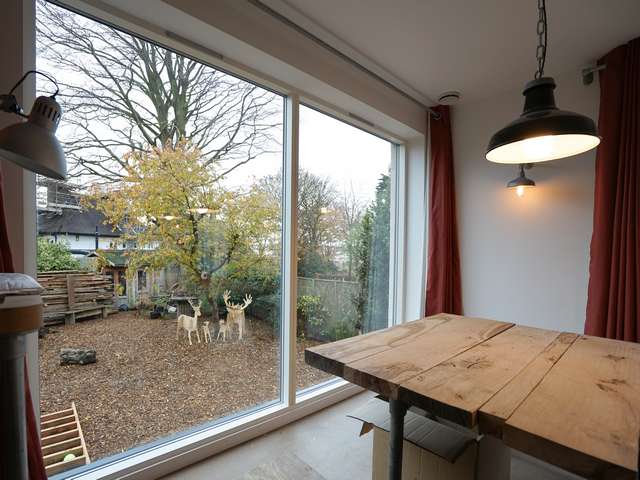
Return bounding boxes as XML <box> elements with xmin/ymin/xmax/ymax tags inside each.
<box><xmin>226</xmin><ymin>104</ymin><xmax>391</xmax><ymax>204</ymax></box>
<box><xmin>36</xmin><ymin>2</ymin><xmax>392</xmax><ymax>207</ymax></box>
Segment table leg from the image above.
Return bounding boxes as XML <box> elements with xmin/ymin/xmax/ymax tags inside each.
<box><xmin>389</xmin><ymin>398</ymin><xmax>408</xmax><ymax>480</ymax></box>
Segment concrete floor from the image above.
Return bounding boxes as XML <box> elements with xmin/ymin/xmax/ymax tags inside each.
<box><xmin>161</xmin><ymin>392</ymin><xmax>581</xmax><ymax>480</ymax></box>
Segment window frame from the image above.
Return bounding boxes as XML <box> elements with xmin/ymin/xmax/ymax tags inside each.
<box><xmin>26</xmin><ymin>2</ymin><xmax>419</xmax><ymax>479</ymax></box>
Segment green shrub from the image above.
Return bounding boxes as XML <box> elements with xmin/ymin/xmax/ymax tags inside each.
<box><xmin>219</xmin><ymin>264</ymin><xmax>281</xmax><ymax>323</ymax></box>
<box><xmin>328</xmin><ymin>319</ymin><xmax>358</xmax><ymax>341</ymax></box>
<box><xmin>37</xmin><ymin>238</ymin><xmax>81</xmax><ymax>272</ymax></box>
<box><xmin>297</xmin><ymin>295</ymin><xmax>329</xmax><ymax>339</ymax></box>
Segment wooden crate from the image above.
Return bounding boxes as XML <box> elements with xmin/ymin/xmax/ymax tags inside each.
<box><xmin>41</xmin><ymin>402</ymin><xmax>90</xmax><ymax>476</ymax></box>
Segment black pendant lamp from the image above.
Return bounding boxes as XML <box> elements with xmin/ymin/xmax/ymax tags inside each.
<box><xmin>486</xmin><ymin>0</ymin><xmax>599</xmax><ymax>164</ymax></box>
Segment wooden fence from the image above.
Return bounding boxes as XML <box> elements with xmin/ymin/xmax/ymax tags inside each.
<box><xmin>38</xmin><ymin>271</ymin><xmax>114</xmax><ymax>325</ymax></box>
<box><xmin>297</xmin><ymin>276</ymin><xmax>359</xmax><ymax>324</ymax></box>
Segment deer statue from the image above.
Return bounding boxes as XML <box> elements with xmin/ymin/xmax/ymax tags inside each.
<box><xmin>217</xmin><ymin>319</ymin><xmax>230</xmax><ymax>342</ymax></box>
<box><xmin>176</xmin><ymin>299</ymin><xmax>202</xmax><ymax>345</ymax></box>
<box><xmin>222</xmin><ymin>290</ymin><xmax>252</xmax><ymax>340</ymax></box>
<box><xmin>202</xmin><ymin>320</ymin><xmax>212</xmax><ymax>344</ymax></box>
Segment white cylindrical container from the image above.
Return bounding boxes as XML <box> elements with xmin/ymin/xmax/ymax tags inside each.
<box><xmin>0</xmin><ymin>273</ymin><xmax>44</xmax><ymax>480</ymax></box>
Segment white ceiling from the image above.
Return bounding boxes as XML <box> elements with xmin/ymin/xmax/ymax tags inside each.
<box><xmin>270</xmin><ymin>0</ymin><xmax>640</xmax><ymax>104</ymax></box>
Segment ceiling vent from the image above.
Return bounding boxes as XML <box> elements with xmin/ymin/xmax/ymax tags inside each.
<box><xmin>437</xmin><ymin>91</ymin><xmax>461</xmax><ymax>105</ymax></box>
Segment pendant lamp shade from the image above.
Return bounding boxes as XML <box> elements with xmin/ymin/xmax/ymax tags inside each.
<box><xmin>486</xmin><ymin>78</ymin><xmax>600</xmax><ymax>164</ymax></box>
<box><xmin>0</xmin><ymin>95</ymin><xmax>66</xmax><ymax>180</ymax></box>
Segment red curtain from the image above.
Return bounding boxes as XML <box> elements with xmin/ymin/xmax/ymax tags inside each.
<box><xmin>585</xmin><ymin>38</ymin><xmax>640</xmax><ymax>341</ymax></box>
<box><xmin>425</xmin><ymin>105</ymin><xmax>463</xmax><ymax>316</ymax></box>
<box><xmin>0</xmin><ymin>166</ymin><xmax>47</xmax><ymax>479</ymax></box>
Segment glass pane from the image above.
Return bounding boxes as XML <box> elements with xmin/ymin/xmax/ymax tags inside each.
<box><xmin>296</xmin><ymin>105</ymin><xmax>393</xmax><ymax>391</ymax></box>
<box><xmin>36</xmin><ymin>1</ymin><xmax>284</xmax><ymax>468</ymax></box>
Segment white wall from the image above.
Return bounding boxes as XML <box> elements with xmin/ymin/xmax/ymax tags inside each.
<box><xmin>452</xmin><ymin>70</ymin><xmax>599</xmax><ymax>333</ymax></box>
<box><xmin>43</xmin><ymin>234</ymin><xmax>117</xmax><ymax>251</ymax></box>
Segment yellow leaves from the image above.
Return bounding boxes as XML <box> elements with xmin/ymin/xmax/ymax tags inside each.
<box><xmin>90</xmin><ymin>141</ymin><xmax>281</xmax><ymax>283</ymax></box>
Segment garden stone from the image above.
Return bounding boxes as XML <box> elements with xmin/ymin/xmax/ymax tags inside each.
<box><xmin>60</xmin><ymin>348</ymin><xmax>96</xmax><ymax>365</ymax></box>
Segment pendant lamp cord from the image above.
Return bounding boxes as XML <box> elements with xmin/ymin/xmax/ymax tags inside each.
<box><xmin>535</xmin><ymin>0</ymin><xmax>548</xmax><ymax>79</ymax></box>
<box><xmin>9</xmin><ymin>70</ymin><xmax>60</xmax><ymax>98</ymax></box>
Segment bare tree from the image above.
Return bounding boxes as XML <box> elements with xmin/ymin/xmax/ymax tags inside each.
<box><xmin>297</xmin><ymin>170</ymin><xmax>339</xmax><ymax>260</ymax></box>
<box><xmin>338</xmin><ymin>184</ymin><xmax>365</xmax><ymax>235</ymax></box>
<box><xmin>337</xmin><ymin>185</ymin><xmax>365</xmax><ymax>279</ymax></box>
<box><xmin>257</xmin><ymin>169</ymin><xmax>340</xmax><ymax>276</ymax></box>
<box><xmin>36</xmin><ymin>1</ymin><xmax>281</xmax><ymax>183</ymax></box>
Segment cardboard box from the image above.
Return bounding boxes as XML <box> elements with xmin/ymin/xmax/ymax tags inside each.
<box><xmin>349</xmin><ymin>398</ymin><xmax>510</xmax><ymax>480</ymax></box>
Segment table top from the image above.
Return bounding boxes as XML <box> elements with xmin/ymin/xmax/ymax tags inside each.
<box><xmin>305</xmin><ymin>314</ymin><xmax>640</xmax><ymax>478</ymax></box>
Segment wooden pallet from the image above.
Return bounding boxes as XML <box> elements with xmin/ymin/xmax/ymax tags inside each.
<box><xmin>41</xmin><ymin>402</ymin><xmax>90</xmax><ymax>476</ymax></box>
<box><xmin>38</xmin><ymin>270</ymin><xmax>114</xmax><ymax>325</ymax></box>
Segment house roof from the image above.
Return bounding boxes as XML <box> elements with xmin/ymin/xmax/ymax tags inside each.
<box><xmin>38</xmin><ymin>207</ymin><xmax>122</xmax><ymax>237</ymax></box>
<box><xmin>86</xmin><ymin>249</ymin><xmax>129</xmax><ymax>267</ymax></box>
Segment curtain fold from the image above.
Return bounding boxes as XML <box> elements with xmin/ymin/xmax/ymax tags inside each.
<box><xmin>425</xmin><ymin>105</ymin><xmax>463</xmax><ymax>316</ymax></box>
<box><xmin>0</xmin><ymin>165</ymin><xmax>47</xmax><ymax>479</ymax></box>
<box><xmin>585</xmin><ymin>38</ymin><xmax>640</xmax><ymax>341</ymax></box>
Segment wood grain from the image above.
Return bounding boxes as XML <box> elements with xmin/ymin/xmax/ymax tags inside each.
<box><xmin>342</xmin><ymin>316</ymin><xmax>513</xmax><ymax>397</ymax></box>
<box><xmin>399</xmin><ymin>326</ymin><xmax>560</xmax><ymax>427</ymax></box>
<box><xmin>305</xmin><ymin>315</ymin><xmax>450</xmax><ymax>377</ymax></box>
<box><xmin>478</xmin><ymin>332</ymin><xmax>578</xmax><ymax>437</ymax></box>
<box><xmin>504</xmin><ymin>335</ymin><xmax>640</xmax><ymax>478</ymax></box>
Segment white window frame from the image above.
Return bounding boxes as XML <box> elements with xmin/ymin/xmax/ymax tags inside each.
<box><xmin>19</xmin><ymin>2</ymin><xmax>424</xmax><ymax>479</ymax></box>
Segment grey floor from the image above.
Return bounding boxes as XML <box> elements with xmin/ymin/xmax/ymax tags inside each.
<box><xmin>161</xmin><ymin>392</ymin><xmax>581</xmax><ymax>480</ymax></box>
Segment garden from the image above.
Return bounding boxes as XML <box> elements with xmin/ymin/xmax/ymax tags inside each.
<box><xmin>39</xmin><ymin>310</ymin><xmax>331</xmax><ymax>461</ymax></box>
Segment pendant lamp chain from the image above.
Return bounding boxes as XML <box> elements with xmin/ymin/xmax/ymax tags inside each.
<box><xmin>535</xmin><ymin>0</ymin><xmax>547</xmax><ymax>79</ymax></box>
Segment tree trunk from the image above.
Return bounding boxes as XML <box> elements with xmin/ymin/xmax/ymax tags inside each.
<box><xmin>210</xmin><ymin>298</ymin><xmax>219</xmax><ymax>322</ymax></box>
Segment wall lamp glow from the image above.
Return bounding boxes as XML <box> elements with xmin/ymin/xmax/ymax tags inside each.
<box><xmin>0</xmin><ymin>71</ymin><xmax>66</xmax><ymax>180</ymax></box>
<box><xmin>507</xmin><ymin>164</ymin><xmax>536</xmax><ymax>198</ymax></box>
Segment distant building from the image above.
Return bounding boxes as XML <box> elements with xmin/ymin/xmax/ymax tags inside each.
<box><xmin>37</xmin><ymin>178</ymin><xmax>183</xmax><ymax>308</ymax></box>
<box><xmin>37</xmin><ymin>178</ymin><xmax>123</xmax><ymax>257</ymax></box>
<box><xmin>38</xmin><ymin>207</ymin><xmax>123</xmax><ymax>257</ymax></box>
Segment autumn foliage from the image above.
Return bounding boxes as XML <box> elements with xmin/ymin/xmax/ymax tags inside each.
<box><xmin>88</xmin><ymin>143</ymin><xmax>280</xmax><ymax>317</ymax></box>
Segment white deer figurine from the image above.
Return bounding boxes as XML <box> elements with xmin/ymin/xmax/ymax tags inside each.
<box><xmin>222</xmin><ymin>290</ymin><xmax>252</xmax><ymax>340</ymax></box>
<box><xmin>176</xmin><ymin>299</ymin><xmax>202</xmax><ymax>345</ymax></box>
<box><xmin>217</xmin><ymin>319</ymin><xmax>230</xmax><ymax>342</ymax></box>
<box><xmin>202</xmin><ymin>320</ymin><xmax>212</xmax><ymax>343</ymax></box>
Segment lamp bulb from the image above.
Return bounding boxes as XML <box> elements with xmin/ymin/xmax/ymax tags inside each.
<box><xmin>516</xmin><ymin>186</ymin><xmax>525</xmax><ymax>197</ymax></box>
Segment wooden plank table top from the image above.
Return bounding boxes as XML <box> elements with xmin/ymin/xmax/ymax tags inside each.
<box><xmin>305</xmin><ymin>314</ymin><xmax>640</xmax><ymax>479</ymax></box>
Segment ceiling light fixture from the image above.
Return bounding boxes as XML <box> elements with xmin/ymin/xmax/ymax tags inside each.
<box><xmin>437</xmin><ymin>91</ymin><xmax>461</xmax><ymax>105</ymax></box>
<box><xmin>0</xmin><ymin>71</ymin><xmax>66</xmax><ymax>179</ymax></box>
<box><xmin>507</xmin><ymin>164</ymin><xmax>536</xmax><ymax>197</ymax></box>
<box><xmin>486</xmin><ymin>0</ymin><xmax>599</xmax><ymax>164</ymax></box>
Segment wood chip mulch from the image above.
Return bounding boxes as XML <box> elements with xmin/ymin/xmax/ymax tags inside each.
<box><xmin>39</xmin><ymin>312</ymin><xmax>332</xmax><ymax>461</ymax></box>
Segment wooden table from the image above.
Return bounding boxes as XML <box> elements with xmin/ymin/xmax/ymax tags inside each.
<box><xmin>305</xmin><ymin>314</ymin><xmax>640</xmax><ymax>480</ymax></box>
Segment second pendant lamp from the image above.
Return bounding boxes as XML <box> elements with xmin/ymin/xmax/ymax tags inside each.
<box><xmin>486</xmin><ymin>0</ymin><xmax>600</xmax><ymax>164</ymax></box>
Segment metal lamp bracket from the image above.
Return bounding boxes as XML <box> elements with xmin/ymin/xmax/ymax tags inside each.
<box><xmin>0</xmin><ymin>94</ymin><xmax>24</xmax><ymax>116</ymax></box>
<box><xmin>582</xmin><ymin>64</ymin><xmax>606</xmax><ymax>85</ymax></box>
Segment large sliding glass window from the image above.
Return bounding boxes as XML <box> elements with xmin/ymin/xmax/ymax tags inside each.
<box><xmin>296</xmin><ymin>105</ymin><xmax>395</xmax><ymax>391</ymax></box>
<box><xmin>33</xmin><ymin>1</ymin><xmax>401</xmax><ymax>477</ymax></box>
<box><xmin>36</xmin><ymin>0</ymin><xmax>284</xmax><ymax>467</ymax></box>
